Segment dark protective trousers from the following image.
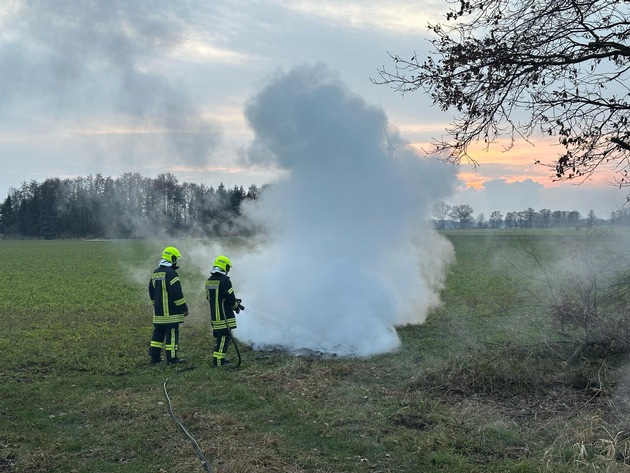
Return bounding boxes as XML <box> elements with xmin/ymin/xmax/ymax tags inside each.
<box><xmin>212</xmin><ymin>328</ymin><xmax>232</xmax><ymax>366</ymax></box>
<box><xmin>149</xmin><ymin>323</ymin><xmax>180</xmax><ymax>362</ymax></box>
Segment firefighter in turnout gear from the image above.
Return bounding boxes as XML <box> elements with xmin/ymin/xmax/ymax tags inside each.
<box><xmin>148</xmin><ymin>246</ymin><xmax>189</xmax><ymax>364</ymax></box>
<box><xmin>206</xmin><ymin>255</ymin><xmax>243</xmax><ymax>367</ymax></box>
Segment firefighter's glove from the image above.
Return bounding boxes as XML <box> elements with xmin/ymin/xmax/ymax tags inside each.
<box><xmin>235</xmin><ymin>299</ymin><xmax>245</xmax><ymax>313</ymax></box>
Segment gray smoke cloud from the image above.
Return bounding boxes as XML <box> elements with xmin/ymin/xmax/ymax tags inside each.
<box><xmin>0</xmin><ymin>0</ymin><xmax>219</xmax><ymax>166</ymax></box>
<box><xmin>234</xmin><ymin>64</ymin><xmax>458</xmax><ymax>357</ymax></box>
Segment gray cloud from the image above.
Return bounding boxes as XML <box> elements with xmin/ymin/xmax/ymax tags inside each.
<box><xmin>0</xmin><ymin>0</ymin><xmax>220</xmax><ymax>166</ymax></box>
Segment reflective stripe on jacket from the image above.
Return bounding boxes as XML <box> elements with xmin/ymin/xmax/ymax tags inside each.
<box><xmin>205</xmin><ymin>272</ymin><xmax>239</xmax><ymax>330</ymax></box>
<box><xmin>149</xmin><ymin>265</ymin><xmax>188</xmax><ymax>324</ymax></box>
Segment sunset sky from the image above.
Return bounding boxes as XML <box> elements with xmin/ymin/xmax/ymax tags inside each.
<box><xmin>0</xmin><ymin>0</ymin><xmax>625</xmax><ymax>219</ymax></box>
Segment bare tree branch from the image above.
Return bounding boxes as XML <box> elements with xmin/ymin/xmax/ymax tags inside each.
<box><xmin>373</xmin><ymin>0</ymin><xmax>630</xmax><ymax>186</ymax></box>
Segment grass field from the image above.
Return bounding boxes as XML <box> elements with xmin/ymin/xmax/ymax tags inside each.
<box><xmin>2</xmin><ymin>230</ymin><xmax>630</xmax><ymax>472</ymax></box>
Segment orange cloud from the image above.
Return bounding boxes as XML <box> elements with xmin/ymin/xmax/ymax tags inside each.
<box><xmin>448</xmin><ymin>136</ymin><xmax>617</xmax><ymax>190</ymax></box>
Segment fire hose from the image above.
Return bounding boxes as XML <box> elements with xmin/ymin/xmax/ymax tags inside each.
<box><xmin>222</xmin><ymin>299</ymin><xmax>244</xmax><ymax>368</ymax></box>
<box><xmin>159</xmin><ymin>300</ymin><xmax>245</xmax><ymax>471</ymax></box>
<box><xmin>162</xmin><ymin>378</ymin><xmax>212</xmax><ymax>473</ymax></box>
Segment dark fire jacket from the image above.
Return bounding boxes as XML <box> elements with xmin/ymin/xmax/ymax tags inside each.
<box><xmin>149</xmin><ymin>265</ymin><xmax>188</xmax><ymax>324</ymax></box>
<box><xmin>205</xmin><ymin>272</ymin><xmax>239</xmax><ymax>330</ymax></box>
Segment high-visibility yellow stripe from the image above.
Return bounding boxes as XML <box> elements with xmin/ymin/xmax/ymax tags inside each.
<box><xmin>153</xmin><ymin>314</ymin><xmax>185</xmax><ymax>324</ymax></box>
<box><xmin>161</xmin><ymin>280</ymin><xmax>169</xmax><ymax>316</ymax></box>
<box><xmin>165</xmin><ymin>328</ymin><xmax>177</xmax><ymax>357</ymax></box>
<box><xmin>210</xmin><ymin>318</ymin><xmax>236</xmax><ymax>330</ymax></box>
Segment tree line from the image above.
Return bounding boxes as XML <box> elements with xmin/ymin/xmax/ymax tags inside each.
<box><xmin>433</xmin><ymin>202</ymin><xmax>630</xmax><ymax>230</ymax></box>
<box><xmin>0</xmin><ymin>173</ymin><xmax>262</xmax><ymax>239</ymax></box>
<box><xmin>3</xmin><ymin>173</ymin><xmax>629</xmax><ymax>239</ymax></box>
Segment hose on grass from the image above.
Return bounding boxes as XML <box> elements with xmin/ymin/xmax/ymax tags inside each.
<box><xmin>163</xmin><ymin>378</ymin><xmax>212</xmax><ymax>473</ymax></box>
<box><xmin>225</xmin><ymin>324</ymin><xmax>242</xmax><ymax>368</ymax></box>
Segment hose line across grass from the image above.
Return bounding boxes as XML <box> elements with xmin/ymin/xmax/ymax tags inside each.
<box><xmin>163</xmin><ymin>378</ymin><xmax>212</xmax><ymax>473</ymax></box>
<box><xmin>226</xmin><ymin>324</ymin><xmax>242</xmax><ymax>368</ymax></box>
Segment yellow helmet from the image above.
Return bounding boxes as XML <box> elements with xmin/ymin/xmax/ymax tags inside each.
<box><xmin>162</xmin><ymin>246</ymin><xmax>182</xmax><ymax>263</ymax></box>
<box><xmin>213</xmin><ymin>255</ymin><xmax>232</xmax><ymax>272</ymax></box>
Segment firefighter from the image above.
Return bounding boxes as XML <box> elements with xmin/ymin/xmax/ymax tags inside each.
<box><xmin>148</xmin><ymin>246</ymin><xmax>189</xmax><ymax>364</ymax></box>
<box><xmin>205</xmin><ymin>255</ymin><xmax>243</xmax><ymax>367</ymax></box>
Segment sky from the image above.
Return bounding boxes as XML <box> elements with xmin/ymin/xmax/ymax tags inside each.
<box><xmin>0</xmin><ymin>0</ymin><xmax>626</xmax><ymax>219</ymax></box>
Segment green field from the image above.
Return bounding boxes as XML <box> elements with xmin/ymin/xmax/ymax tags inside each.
<box><xmin>2</xmin><ymin>231</ymin><xmax>630</xmax><ymax>472</ymax></box>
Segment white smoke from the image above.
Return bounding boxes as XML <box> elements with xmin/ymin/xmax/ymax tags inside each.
<box><xmin>234</xmin><ymin>63</ymin><xmax>458</xmax><ymax>357</ymax></box>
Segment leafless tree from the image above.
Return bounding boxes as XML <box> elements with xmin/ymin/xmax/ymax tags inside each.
<box><xmin>433</xmin><ymin>200</ymin><xmax>452</xmax><ymax>229</ymax></box>
<box><xmin>449</xmin><ymin>203</ymin><xmax>474</xmax><ymax>228</ymax></box>
<box><xmin>374</xmin><ymin>0</ymin><xmax>630</xmax><ymax>186</ymax></box>
<box><xmin>489</xmin><ymin>210</ymin><xmax>503</xmax><ymax>229</ymax></box>
<box><xmin>476</xmin><ymin>212</ymin><xmax>486</xmax><ymax>228</ymax></box>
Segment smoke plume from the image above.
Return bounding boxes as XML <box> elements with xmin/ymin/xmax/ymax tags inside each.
<box><xmin>234</xmin><ymin>64</ymin><xmax>458</xmax><ymax>357</ymax></box>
